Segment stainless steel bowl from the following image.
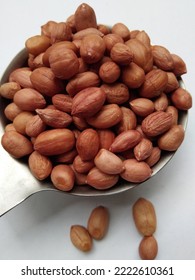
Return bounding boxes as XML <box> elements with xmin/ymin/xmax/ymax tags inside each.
<box><xmin>0</xmin><ymin>49</ymin><xmax>188</xmax><ymax>216</ymax></box>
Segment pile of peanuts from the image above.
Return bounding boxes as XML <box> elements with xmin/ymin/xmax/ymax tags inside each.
<box><xmin>0</xmin><ymin>3</ymin><xmax>192</xmax><ymax>192</ymax></box>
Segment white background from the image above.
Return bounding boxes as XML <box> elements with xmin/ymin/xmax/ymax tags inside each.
<box><xmin>0</xmin><ymin>0</ymin><xmax>195</xmax><ymax>260</ymax></box>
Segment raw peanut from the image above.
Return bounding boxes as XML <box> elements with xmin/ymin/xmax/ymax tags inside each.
<box><xmin>130</xmin><ymin>30</ymin><xmax>140</xmax><ymax>38</ymax></box>
<box><xmin>109</xmin><ymin>130</ymin><xmax>142</xmax><ymax>153</ymax></box>
<box><xmin>73</xmin><ymin>39</ymin><xmax>83</xmax><ymax>51</ymax></box>
<box><xmin>116</xmin><ymin>107</ymin><xmax>137</xmax><ymax>134</ymax></box>
<box><xmin>133</xmin><ymin>198</ymin><xmax>156</xmax><ymax>236</ymax></box>
<box><xmin>43</xmin><ymin>41</ymin><xmax>78</xmax><ymax>67</ymax></box>
<box><xmin>87</xmin><ymin>206</ymin><xmax>109</xmax><ymax>240</ymax></box>
<box><xmin>94</xmin><ymin>148</ymin><xmax>124</xmax><ymax>174</ymax></box>
<box><xmin>154</xmin><ymin>93</ymin><xmax>169</xmax><ymax>111</ymax></box>
<box><xmin>50</xmin><ymin>22</ymin><xmax>72</xmax><ymax>44</ymax></box>
<box><xmin>25</xmin><ymin>54</ymin><xmax>34</xmax><ymax>69</ymax></box>
<box><xmin>78</xmin><ymin>57</ymin><xmax>89</xmax><ymax>73</ymax></box>
<box><xmin>130</xmin><ymin>98</ymin><xmax>154</xmax><ymax>117</ymax></box>
<box><xmin>97</xmin><ymin>129</ymin><xmax>115</xmax><ymax>150</ymax></box>
<box><xmin>71</xmin><ymin>87</ymin><xmax>106</xmax><ymax>118</ymax></box>
<box><xmin>76</xmin><ymin>128</ymin><xmax>99</xmax><ymax>161</ymax></box>
<box><xmin>125</xmin><ymin>38</ymin><xmax>152</xmax><ymax>72</ymax></box>
<box><xmin>135</xmin><ymin>124</ymin><xmax>147</xmax><ymax>138</ymax></box>
<box><xmin>72</xmin><ymin>116</ymin><xmax>89</xmax><ymax>131</ymax></box>
<box><xmin>111</xmin><ymin>22</ymin><xmax>130</xmax><ymax>41</ymax></box>
<box><xmin>171</xmin><ymin>87</ymin><xmax>192</xmax><ymax>110</ymax></box>
<box><xmin>29</xmin><ymin>53</ymin><xmax>45</xmax><ymax>70</ymax></box>
<box><xmin>41</xmin><ymin>20</ymin><xmax>57</xmax><ymax>37</ymax></box>
<box><xmin>141</xmin><ymin>111</ymin><xmax>173</xmax><ymax>137</ymax></box>
<box><xmin>4</xmin><ymin>102</ymin><xmax>22</xmax><ymax>121</ymax></box>
<box><xmin>5</xmin><ymin>123</ymin><xmax>16</xmax><ymax>132</ymax></box>
<box><xmin>34</xmin><ymin>128</ymin><xmax>75</xmax><ymax>156</ymax></box>
<box><xmin>36</xmin><ymin>108</ymin><xmax>72</xmax><ymax>128</ymax></box>
<box><xmin>97</xmin><ymin>24</ymin><xmax>110</xmax><ymax>35</ymax></box>
<box><xmin>139</xmin><ymin>69</ymin><xmax>168</xmax><ymax>98</ymax></box>
<box><xmin>66</xmin><ymin>71</ymin><xmax>100</xmax><ymax>97</ymax></box>
<box><xmin>9</xmin><ymin>67</ymin><xmax>33</xmax><ymax>88</ymax></box>
<box><xmin>152</xmin><ymin>45</ymin><xmax>174</xmax><ymax>71</ymax></box>
<box><xmin>49</xmin><ymin>48</ymin><xmax>79</xmax><ymax>79</ymax></box>
<box><xmin>171</xmin><ymin>53</ymin><xmax>187</xmax><ymax>76</ymax></box>
<box><xmin>86</xmin><ymin>167</ymin><xmax>119</xmax><ymax>190</ymax></box>
<box><xmin>122</xmin><ymin>62</ymin><xmax>145</xmax><ymax>88</ymax></box>
<box><xmin>14</xmin><ymin>88</ymin><xmax>46</xmax><ymax>111</ymax></box>
<box><xmin>135</xmin><ymin>31</ymin><xmax>151</xmax><ymax>50</ymax></box>
<box><xmin>143</xmin><ymin>54</ymin><xmax>154</xmax><ymax>73</ymax></box>
<box><xmin>70</xmin><ymin>225</ymin><xmax>92</xmax><ymax>252</ymax></box>
<box><xmin>1</xmin><ymin>131</ymin><xmax>33</xmax><ymax>158</ymax></box>
<box><xmin>30</xmin><ymin>67</ymin><xmax>64</xmax><ymax>96</ymax></box>
<box><xmin>71</xmin><ymin>165</ymin><xmax>87</xmax><ymax>185</ymax></box>
<box><xmin>120</xmin><ymin>159</ymin><xmax>152</xmax><ymax>183</ymax></box>
<box><xmin>80</xmin><ymin>34</ymin><xmax>106</xmax><ymax>64</ymax></box>
<box><xmin>54</xmin><ymin>149</ymin><xmax>78</xmax><ymax>164</ymax></box>
<box><xmin>134</xmin><ymin>138</ymin><xmax>153</xmax><ymax>161</ymax></box>
<box><xmin>164</xmin><ymin>72</ymin><xmax>179</xmax><ymax>93</ymax></box>
<box><xmin>110</xmin><ymin>43</ymin><xmax>133</xmax><ymax>65</ymax></box>
<box><xmin>89</xmin><ymin>56</ymin><xmax>112</xmax><ymax>74</ymax></box>
<box><xmin>103</xmin><ymin>33</ymin><xmax>124</xmax><ymax>54</ymax></box>
<box><xmin>99</xmin><ymin>61</ymin><xmax>121</xmax><ymax>83</ymax></box>
<box><xmin>100</xmin><ymin>83</ymin><xmax>129</xmax><ymax>105</ymax></box>
<box><xmin>86</xmin><ymin>104</ymin><xmax>122</xmax><ymax>129</ymax></box>
<box><xmin>73</xmin><ymin>155</ymin><xmax>94</xmax><ymax>173</ymax></box>
<box><xmin>74</xmin><ymin>3</ymin><xmax>97</xmax><ymax>31</ymax></box>
<box><xmin>51</xmin><ymin>164</ymin><xmax>75</xmax><ymax>191</ymax></box>
<box><xmin>166</xmin><ymin>105</ymin><xmax>178</xmax><ymax>125</ymax></box>
<box><xmin>13</xmin><ymin>111</ymin><xmax>34</xmax><ymax>135</ymax></box>
<box><xmin>72</xmin><ymin>27</ymin><xmax>104</xmax><ymax>41</ymax></box>
<box><xmin>139</xmin><ymin>236</ymin><xmax>158</xmax><ymax>260</ymax></box>
<box><xmin>52</xmin><ymin>94</ymin><xmax>72</xmax><ymax>113</ymax></box>
<box><xmin>25</xmin><ymin>35</ymin><xmax>51</xmax><ymax>56</ymax></box>
<box><xmin>66</xmin><ymin>14</ymin><xmax>76</xmax><ymax>33</ymax></box>
<box><xmin>28</xmin><ymin>151</ymin><xmax>52</xmax><ymax>180</ymax></box>
<box><xmin>145</xmin><ymin>147</ymin><xmax>161</xmax><ymax>167</ymax></box>
<box><xmin>25</xmin><ymin>115</ymin><xmax>46</xmax><ymax>137</ymax></box>
<box><xmin>158</xmin><ymin>124</ymin><xmax>185</xmax><ymax>151</ymax></box>
<box><xmin>0</xmin><ymin>82</ymin><xmax>21</xmax><ymax>99</ymax></box>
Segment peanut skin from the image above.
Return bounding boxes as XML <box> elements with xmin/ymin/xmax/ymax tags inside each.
<box><xmin>1</xmin><ymin>131</ymin><xmax>33</xmax><ymax>158</ymax></box>
<box><xmin>132</xmin><ymin>198</ymin><xmax>157</xmax><ymax>236</ymax></box>
<box><xmin>87</xmin><ymin>206</ymin><xmax>109</xmax><ymax>240</ymax></box>
<box><xmin>74</xmin><ymin>3</ymin><xmax>97</xmax><ymax>31</ymax></box>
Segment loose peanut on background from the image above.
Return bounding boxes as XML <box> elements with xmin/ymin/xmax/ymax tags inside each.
<box><xmin>0</xmin><ymin>3</ymin><xmax>192</xmax><ymax>192</ymax></box>
<box><xmin>132</xmin><ymin>198</ymin><xmax>158</xmax><ymax>260</ymax></box>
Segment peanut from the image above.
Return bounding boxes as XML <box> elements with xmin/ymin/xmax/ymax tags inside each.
<box><xmin>76</xmin><ymin>128</ymin><xmax>99</xmax><ymax>161</ymax></box>
<box><xmin>132</xmin><ymin>198</ymin><xmax>157</xmax><ymax>236</ymax></box>
<box><xmin>87</xmin><ymin>206</ymin><xmax>109</xmax><ymax>240</ymax></box>
<box><xmin>34</xmin><ymin>129</ymin><xmax>75</xmax><ymax>156</ymax></box>
<box><xmin>139</xmin><ymin>236</ymin><xmax>158</xmax><ymax>260</ymax></box>
<box><xmin>28</xmin><ymin>151</ymin><xmax>52</xmax><ymax>180</ymax></box>
<box><xmin>86</xmin><ymin>167</ymin><xmax>119</xmax><ymax>190</ymax></box>
<box><xmin>51</xmin><ymin>164</ymin><xmax>75</xmax><ymax>191</ymax></box>
<box><xmin>1</xmin><ymin>131</ymin><xmax>33</xmax><ymax>158</ymax></box>
<box><xmin>70</xmin><ymin>225</ymin><xmax>92</xmax><ymax>252</ymax></box>
<box><xmin>74</xmin><ymin>3</ymin><xmax>97</xmax><ymax>31</ymax></box>
<box><xmin>94</xmin><ymin>148</ymin><xmax>124</xmax><ymax>174</ymax></box>
<box><xmin>120</xmin><ymin>159</ymin><xmax>152</xmax><ymax>183</ymax></box>
<box><xmin>25</xmin><ymin>35</ymin><xmax>51</xmax><ymax>56</ymax></box>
